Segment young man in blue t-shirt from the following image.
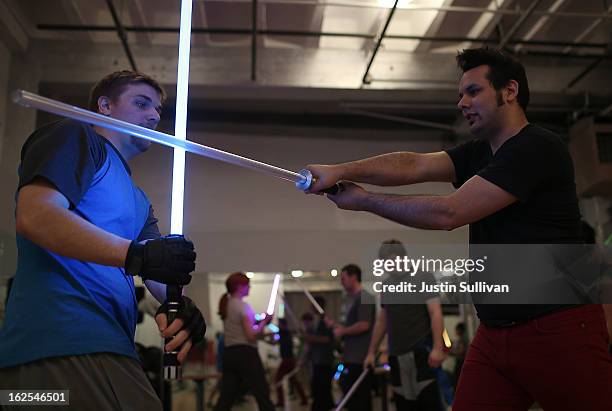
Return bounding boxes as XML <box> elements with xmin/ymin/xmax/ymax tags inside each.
<box><xmin>0</xmin><ymin>71</ymin><xmax>205</xmax><ymax>410</ymax></box>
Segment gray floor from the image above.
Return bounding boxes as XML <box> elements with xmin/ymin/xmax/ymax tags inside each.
<box><xmin>170</xmin><ymin>379</ymin><xmax>457</xmax><ymax>411</ymax></box>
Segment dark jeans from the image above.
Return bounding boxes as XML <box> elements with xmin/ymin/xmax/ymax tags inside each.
<box><xmin>339</xmin><ymin>363</ymin><xmax>372</xmax><ymax>411</ymax></box>
<box><xmin>311</xmin><ymin>364</ymin><xmax>334</xmax><ymax>411</ymax></box>
<box><xmin>214</xmin><ymin>345</ymin><xmax>274</xmax><ymax>411</ymax></box>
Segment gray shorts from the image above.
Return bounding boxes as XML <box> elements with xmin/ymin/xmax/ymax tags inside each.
<box><xmin>0</xmin><ymin>353</ymin><xmax>162</xmax><ymax>411</ymax></box>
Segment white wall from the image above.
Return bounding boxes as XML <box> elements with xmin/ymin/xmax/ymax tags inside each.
<box><xmin>131</xmin><ymin>128</ymin><xmax>468</xmax><ymax>272</ymax></box>
<box><xmin>129</xmin><ymin>127</ymin><xmax>468</xmax><ymax>326</ymax></box>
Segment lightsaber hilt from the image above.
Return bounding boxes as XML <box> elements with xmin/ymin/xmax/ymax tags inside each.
<box><xmin>296</xmin><ymin>169</ymin><xmax>340</xmax><ymax>195</ymax></box>
<box><xmin>163</xmin><ymin>285</ymin><xmax>182</xmax><ymax>379</ymax></box>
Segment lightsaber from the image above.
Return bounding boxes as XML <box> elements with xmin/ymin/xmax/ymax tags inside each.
<box><xmin>12</xmin><ymin>90</ymin><xmax>338</xmax><ymax>193</ymax></box>
<box><xmin>333</xmin><ymin>368</ymin><xmax>370</xmax><ymax>411</ymax></box>
<box><xmin>279</xmin><ymin>293</ymin><xmax>302</xmax><ymax>333</ymax></box>
<box><xmin>267</xmin><ymin>274</ymin><xmax>281</xmax><ymax>315</ymax></box>
<box><xmin>442</xmin><ymin>328</ymin><xmax>452</xmax><ymax>349</ymax></box>
<box><xmin>294</xmin><ymin>277</ymin><xmax>324</xmax><ymax>315</ymax></box>
<box><xmin>164</xmin><ymin>0</ymin><xmax>193</xmax><ymax>381</ymax></box>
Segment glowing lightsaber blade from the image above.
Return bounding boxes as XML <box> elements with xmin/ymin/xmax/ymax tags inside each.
<box><xmin>170</xmin><ymin>0</ymin><xmax>193</xmax><ymax>234</ymax></box>
<box><xmin>294</xmin><ymin>277</ymin><xmax>324</xmax><ymax>315</ymax></box>
<box><xmin>442</xmin><ymin>328</ymin><xmax>452</xmax><ymax>349</ymax></box>
<box><xmin>267</xmin><ymin>274</ymin><xmax>281</xmax><ymax>315</ymax></box>
<box><xmin>334</xmin><ymin>368</ymin><xmax>370</xmax><ymax>411</ymax></box>
<box><xmin>164</xmin><ymin>0</ymin><xmax>193</xmax><ymax>382</ymax></box>
<box><xmin>279</xmin><ymin>293</ymin><xmax>302</xmax><ymax>332</ymax></box>
<box><xmin>11</xmin><ymin>89</ymin><xmax>334</xmax><ymax>193</ymax></box>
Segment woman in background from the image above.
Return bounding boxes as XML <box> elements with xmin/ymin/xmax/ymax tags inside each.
<box><xmin>214</xmin><ymin>272</ymin><xmax>275</xmax><ymax>411</ymax></box>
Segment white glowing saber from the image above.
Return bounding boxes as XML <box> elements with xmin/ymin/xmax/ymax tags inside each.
<box><xmin>164</xmin><ymin>0</ymin><xmax>193</xmax><ymax>382</ymax></box>
<box><xmin>267</xmin><ymin>274</ymin><xmax>281</xmax><ymax>315</ymax></box>
<box><xmin>170</xmin><ymin>0</ymin><xmax>193</xmax><ymax>233</ymax></box>
<box><xmin>279</xmin><ymin>293</ymin><xmax>302</xmax><ymax>332</ymax></box>
<box><xmin>294</xmin><ymin>278</ymin><xmax>324</xmax><ymax>315</ymax></box>
<box><xmin>334</xmin><ymin>368</ymin><xmax>370</xmax><ymax>411</ymax></box>
<box><xmin>11</xmin><ymin>90</ymin><xmax>315</xmax><ymax>191</ymax></box>
<box><xmin>442</xmin><ymin>328</ymin><xmax>452</xmax><ymax>348</ymax></box>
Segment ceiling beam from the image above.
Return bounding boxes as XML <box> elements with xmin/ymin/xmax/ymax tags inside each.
<box><xmin>565</xmin><ymin>4</ymin><xmax>612</xmax><ymax>90</ymax></box>
<box><xmin>36</xmin><ymin>24</ymin><xmax>610</xmax><ymax>51</ymax></box>
<box><xmin>513</xmin><ymin>0</ymin><xmax>567</xmax><ymax>52</ymax></box>
<box><xmin>563</xmin><ymin>5</ymin><xmax>612</xmax><ymax>54</ymax></box>
<box><xmin>59</xmin><ymin>0</ymin><xmax>93</xmax><ymax>42</ymax></box>
<box><xmin>0</xmin><ymin>0</ymin><xmax>28</xmax><ymax>52</ymax></box>
<box><xmin>127</xmin><ymin>0</ymin><xmax>153</xmax><ymax>46</ymax></box>
<box><xmin>177</xmin><ymin>0</ymin><xmax>612</xmax><ymax>19</ymax></box>
<box><xmin>344</xmin><ymin>108</ymin><xmax>456</xmax><ymax>132</ymax></box>
<box><xmin>251</xmin><ymin>0</ymin><xmax>257</xmax><ymax>82</ymax></box>
<box><xmin>498</xmin><ymin>0</ymin><xmax>543</xmax><ymax>49</ymax></box>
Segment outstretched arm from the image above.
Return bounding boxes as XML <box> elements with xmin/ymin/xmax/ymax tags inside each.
<box><xmin>326</xmin><ymin>175</ymin><xmax>517</xmax><ymax>230</ymax></box>
<box><xmin>307</xmin><ymin>151</ymin><xmax>456</xmax><ymax>192</ymax></box>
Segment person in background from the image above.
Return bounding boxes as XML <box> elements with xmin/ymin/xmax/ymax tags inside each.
<box><xmin>365</xmin><ymin>240</ymin><xmax>446</xmax><ymax>410</ymax></box>
<box><xmin>327</xmin><ymin>264</ymin><xmax>376</xmax><ymax>411</ymax></box>
<box><xmin>449</xmin><ymin>322</ymin><xmax>468</xmax><ymax>390</ymax></box>
<box><xmin>273</xmin><ymin>318</ymin><xmax>308</xmax><ymax>407</ymax></box>
<box><xmin>302</xmin><ymin>297</ymin><xmax>335</xmax><ymax>411</ymax></box>
<box><xmin>214</xmin><ymin>272</ymin><xmax>275</xmax><ymax>411</ymax></box>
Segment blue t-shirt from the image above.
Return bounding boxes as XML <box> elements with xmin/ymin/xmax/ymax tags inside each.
<box><xmin>0</xmin><ymin>119</ymin><xmax>159</xmax><ymax>368</ymax></box>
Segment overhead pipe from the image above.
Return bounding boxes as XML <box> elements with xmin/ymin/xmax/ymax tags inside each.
<box><xmin>37</xmin><ymin>24</ymin><xmax>609</xmax><ymax>51</ymax></box>
<box><xmin>361</xmin><ymin>0</ymin><xmax>399</xmax><ymax>85</ymax></box>
<box><xmin>105</xmin><ymin>0</ymin><xmax>138</xmax><ymax>71</ymax></box>
<box><xmin>252</xmin><ymin>0</ymin><xmax>258</xmax><ymax>81</ymax></box>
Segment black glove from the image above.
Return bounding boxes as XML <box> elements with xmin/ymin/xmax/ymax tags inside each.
<box><xmin>125</xmin><ymin>234</ymin><xmax>195</xmax><ymax>285</ymax></box>
<box><xmin>156</xmin><ymin>296</ymin><xmax>206</xmax><ymax>345</ymax></box>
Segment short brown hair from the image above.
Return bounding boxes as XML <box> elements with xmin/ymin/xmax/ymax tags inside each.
<box><xmin>88</xmin><ymin>70</ymin><xmax>166</xmax><ymax>112</ymax></box>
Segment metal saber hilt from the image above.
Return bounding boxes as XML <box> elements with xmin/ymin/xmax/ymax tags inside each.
<box><xmin>11</xmin><ymin>89</ymin><xmax>331</xmax><ymax>192</ymax></box>
<box><xmin>334</xmin><ymin>367</ymin><xmax>370</xmax><ymax>411</ymax></box>
<box><xmin>163</xmin><ymin>285</ymin><xmax>182</xmax><ymax>379</ymax></box>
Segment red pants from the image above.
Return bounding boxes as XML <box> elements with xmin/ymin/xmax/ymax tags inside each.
<box><xmin>275</xmin><ymin>357</ymin><xmax>307</xmax><ymax>405</ymax></box>
<box><xmin>454</xmin><ymin>305</ymin><xmax>612</xmax><ymax>411</ymax></box>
